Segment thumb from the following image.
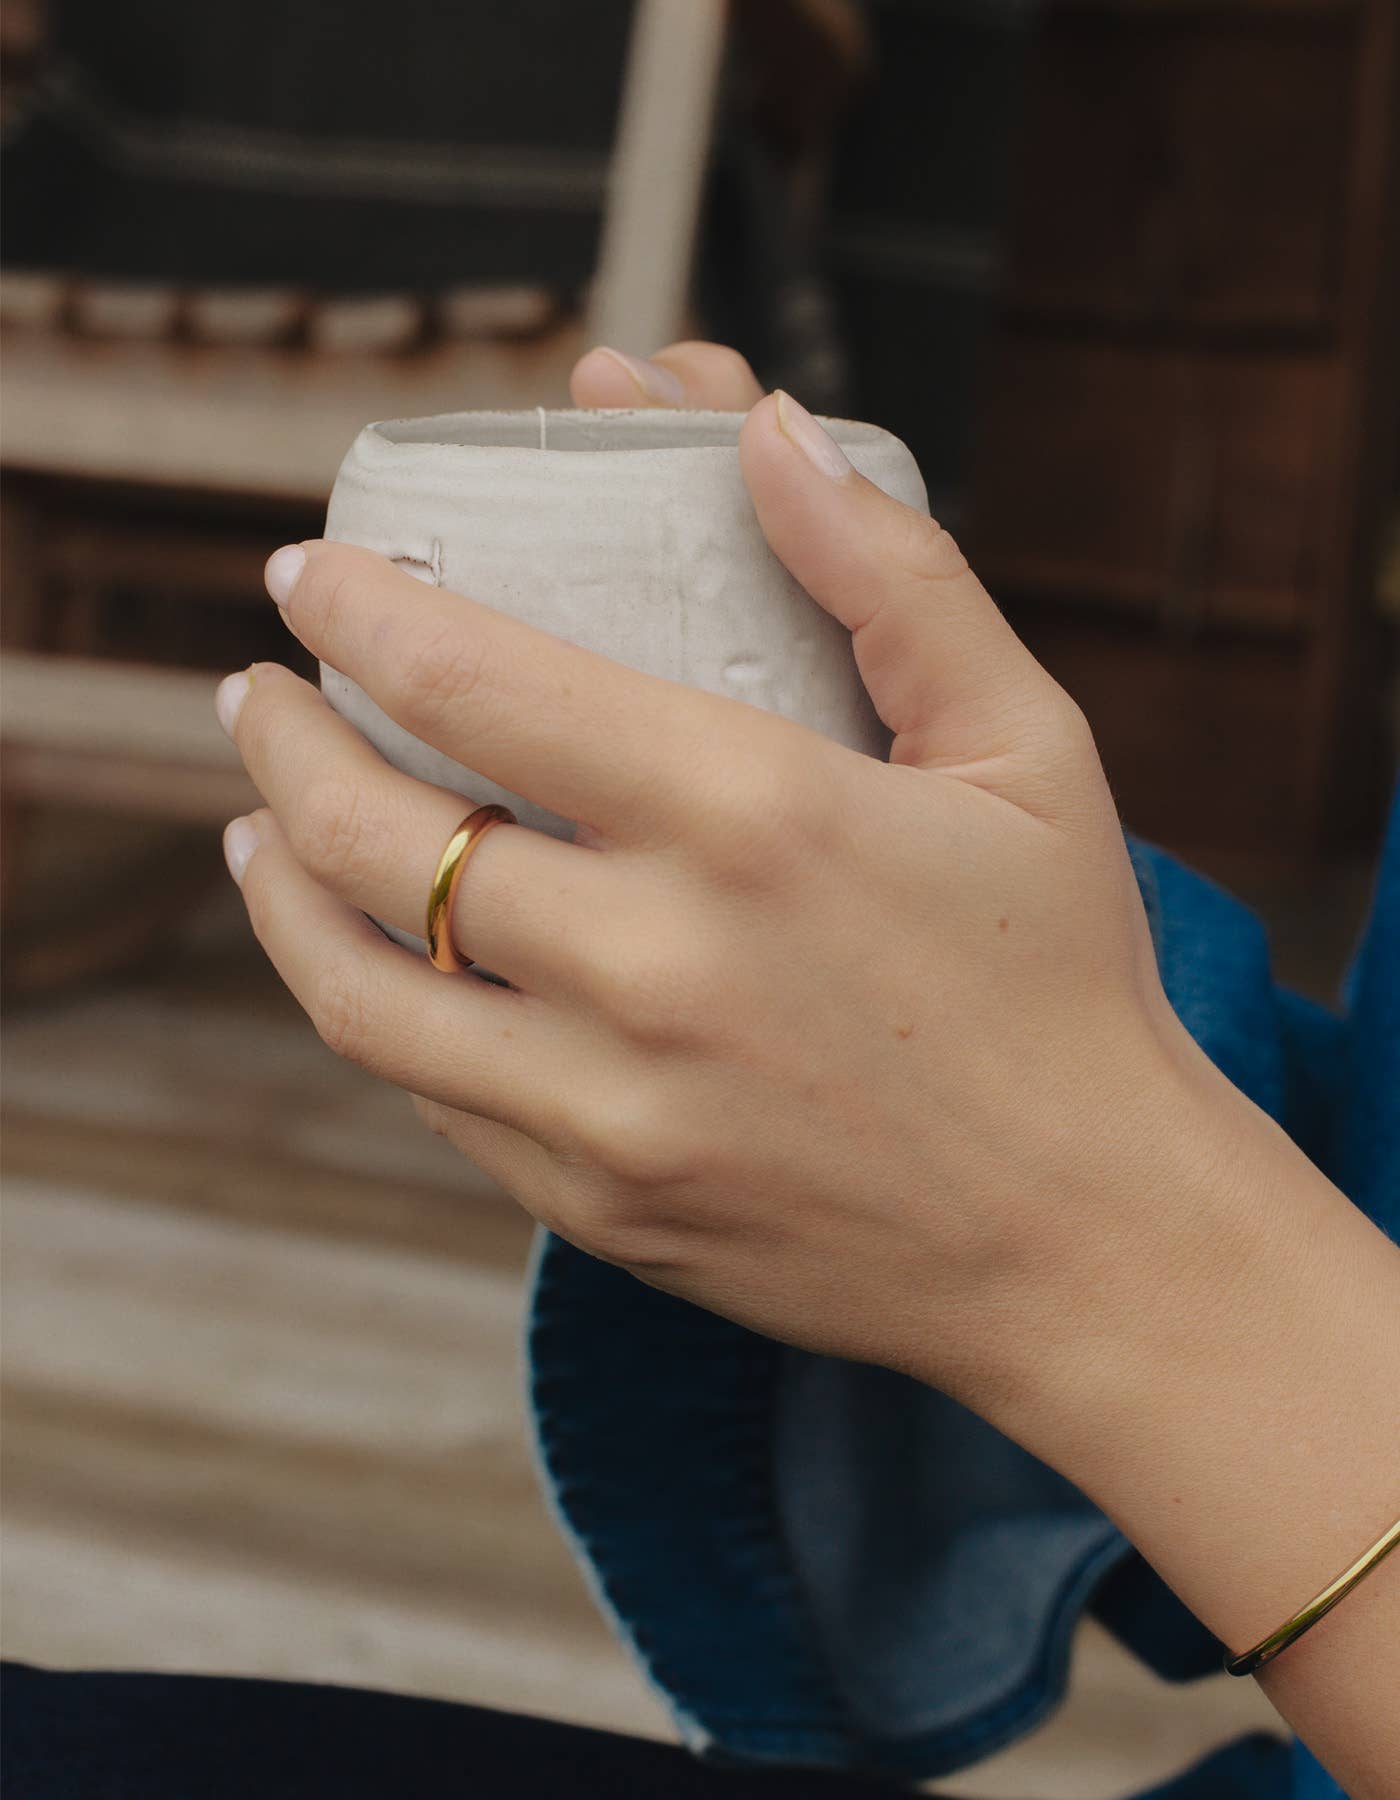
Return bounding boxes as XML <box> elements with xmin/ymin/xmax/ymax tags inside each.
<box><xmin>739</xmin><ymin>392</ymin><xmax>1070</xmax><ymax>785</ymax></box>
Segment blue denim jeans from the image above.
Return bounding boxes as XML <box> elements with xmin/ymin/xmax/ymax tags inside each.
<box><xmin>528</xmin><ymin>793</ymin><xmax>1400</xmax><ymax>1799</ymax></box>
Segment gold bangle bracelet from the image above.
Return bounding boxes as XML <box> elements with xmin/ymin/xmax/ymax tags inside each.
<box><xmin>1223</xmin><ymin>1514</ymin><xmax>1400</xmax><ymax>1677</ymax></box>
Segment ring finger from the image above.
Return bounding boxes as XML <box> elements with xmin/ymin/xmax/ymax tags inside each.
<box><xmin>229</xmin><ymin>808</ymin><xmax>579</xmax><ymax>1142</ymax></box>
<box><xmin>219</xmin><ymin>661</ymin><xmax>626</xmax><ymax>995</ymax></box>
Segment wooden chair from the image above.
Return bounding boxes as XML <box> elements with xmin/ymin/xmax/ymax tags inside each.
<box><xmin>0</xmin><ymin>0</ymin><xmax>727</xmax><ymax>991</ymax></box>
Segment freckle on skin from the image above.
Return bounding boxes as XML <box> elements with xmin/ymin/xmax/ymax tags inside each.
<box><xmin>998</xmin><ymin>917</ymin><xmax>1009</xmax><ymax>932</ymax></box>
<box><xmin>895</xmin><ymin>1023</ymin><xmax>914</xmax><ymax>1040</ymax></box>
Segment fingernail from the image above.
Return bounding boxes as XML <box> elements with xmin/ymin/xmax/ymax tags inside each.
<box><xmin>595</xmin><ymin>346</ymin><xmax>685</xmax><ymax>406</ymax></box>
<box><xmin>775</xmin><ymin>390</ymin><xmax>852</xmax><ymax>483</ymax></box>
<box><xmin>264</xmin><ymin>544</ymin><xmax>306</xmax><ymax>607</ymax></box>
<box><xmin>223</xmin><ymin>815</ymin><xmax>260</xmax><ymax>887</ymax></box>
<box><xmin>215</xmin><ymin>667</ymin><xmax>252</xmax><ymax>739</ymax></box>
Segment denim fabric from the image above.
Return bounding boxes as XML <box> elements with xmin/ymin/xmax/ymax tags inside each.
<box><xmin>528</xmin><ymin>793</ymin><xmax>1398</xmax><ymax>1796</ymax></box>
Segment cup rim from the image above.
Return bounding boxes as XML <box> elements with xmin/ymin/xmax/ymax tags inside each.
<box><xmin>363</xmin><ymin>407</ymin><xmax>891</xmax><ymax>457</ymax></box>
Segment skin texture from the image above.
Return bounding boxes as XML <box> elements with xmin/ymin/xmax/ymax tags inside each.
<box><xmin>219</xmin><ymin>343</ymin><xmax>1400</xmax><ymax>1796</ymax></box>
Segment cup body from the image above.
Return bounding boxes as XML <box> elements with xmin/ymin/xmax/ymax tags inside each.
<box><xmin>321</xmin><ymin>408</ymin><xmax>927</xmax><ymax>946</ymax></box>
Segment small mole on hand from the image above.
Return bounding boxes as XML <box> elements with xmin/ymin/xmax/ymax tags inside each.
<box><xmin>895</xmin><ymin>1023</ymin><xmax>915</xmax><ymax>1040</ymax></box>
<box><xmin>997</xmin><ymin>917</ymin><xmax>1009</xmax><ymax>933</ymax></box>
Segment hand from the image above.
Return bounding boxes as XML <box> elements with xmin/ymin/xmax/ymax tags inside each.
<box><xmin>220</xmin><ymin>341</ymin><xmax>1209</xmax><ymax>1427</ymax></box>
<box><xmin>555</xmin><ymin>356</ymin><xmax>1400</xmax><ymax>1800</ymax></box>
<box><xmin>220</xmin><ymin>344</ymin><xmax>1400</xmax><ymax>1792</ymax></box>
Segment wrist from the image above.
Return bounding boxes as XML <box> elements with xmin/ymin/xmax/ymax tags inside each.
<box><xmin>992</xmin><ymin>1027</ymin><xmax>1400</xmax><ymax>1663</ymax></box>
<box><xmin>1015</xmin><ymin>1033</ymin><xmax>1383</xmax><ymax>1491</ymax></box>
<box><xmin>967</xmin><ymin>1022</ymin><xmax>1296</xmax><ymax>1472</ymax></box>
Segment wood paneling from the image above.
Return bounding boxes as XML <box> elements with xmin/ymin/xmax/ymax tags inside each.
<box><xmin>974</xmin><ymin>344</ymin><xmax>1338</xmax><ymax>635</ymax></box>
<box><xmin>1007</xmin><ymin>11</ymin><xmax>1354</xmax><ymax>331</ymax></box>
<box><xmin>967</xmin><ymin>0</ymin><xmax>1397</xmax><ymax>862</ymax></box>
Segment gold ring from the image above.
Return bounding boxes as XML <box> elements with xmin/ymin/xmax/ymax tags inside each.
<box><xmin>425</xmin><ymin>804</ymin><xmax>516</xmax><ymax>972</ymax></box>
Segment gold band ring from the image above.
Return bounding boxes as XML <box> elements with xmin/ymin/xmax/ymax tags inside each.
<box><xmin>425</xmin><ymin>804</ymin><xmax>517</xmax><ymax>973</ymax></box>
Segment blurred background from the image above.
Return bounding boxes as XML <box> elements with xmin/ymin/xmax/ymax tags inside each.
<box><xmin>1</xmin><ymin>1</ymin><xmax>1396</xmax><ymax>1795</ymax></box>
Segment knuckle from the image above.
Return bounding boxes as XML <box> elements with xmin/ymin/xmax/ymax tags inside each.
<box><xmin>569</xmin><ymin>1085</ymin><xmax>695</xmax><ymax>1191</ymax></box>
<box><xmin>995</xmin><ymin>684</ymin><xmax>1106</xmax><ymax>824</ymax></box>
<box><xmin>570</xmin><ymin>1200</ymin><xmax>682</xmax><ymax>1273</ymax></box>
<box><xmin>694</xmin><ymin>739</ymin><xmax>832</xmax><ymax>889</ymax></box>
<box><xmin>310</xmin><ymin>957</ymin><xmax>374</xmax><ymax>1066</ymax></box>
<box><xmin>696</xmin><ymin>341</ymin><xmax>760</xmax><ymax>393</ymax></box>
<box><xmin>876</xmin><ymin>507</ymin><xmax>970</xmax><ymax>591</ymax></box>
<box><xmin>1040</xmin><ymin>685</ymin><xmax>1098</xmax><ymax>766</ymax></box>
<box><xmin>239</xmin><ymin>854</ymin><xmax>278</xmax><ymax>945</ymax></box>
<box><xmin>410</xmin><ymin>1092</ymin><xmax>446</xmax><ymax>1136</ymax></box>
<box><xmin>295</xmin><ymin>546</ymin><xmax>361</xmax><ymax>636</ymax></box>
<box><xmin>394</xmin><ymin>619</ymin><xmax>489</xmax><ymax>734</ymax></box>
<box><xmin>560</xmin><ymin>1191</ymin><xmax>643</xmax><ymax>1267</ymax></box>
<box><xmin>911</xmin><ymin>515</ymin><xmax>969</xmax><ymax>585</ymax></box>
<box><xmin>295</xmin><ymin>774</ymin><xmax>378</xmax><ymax>890</ymax></box>
<box><xmin>590</xmin><ymin>933</ymin><xmax>715</xmax><ymax>1050</ymax></box>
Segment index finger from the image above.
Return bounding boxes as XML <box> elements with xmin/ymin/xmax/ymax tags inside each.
<box><xmin>269</xmin><ymin>540</ymin><xmax>767</xmax><ymax>845</ymax></box>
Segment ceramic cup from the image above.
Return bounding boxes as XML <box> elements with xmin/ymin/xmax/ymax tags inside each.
<box><xmin>321</xmin><ymin>407</ymin><xmax>927</xmax><ymax>950</ymax></box>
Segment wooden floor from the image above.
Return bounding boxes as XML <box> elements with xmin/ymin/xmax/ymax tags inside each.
<box><xmin>1</xmin><ymin>884</ymin><xmax>1281</xmax><ymax>1797</ymax></box>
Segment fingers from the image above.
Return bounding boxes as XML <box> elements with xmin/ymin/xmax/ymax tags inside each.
<box><xmin>570</xmin><ymin>340</ymin><xmax>763</xmax><ymax>412</ymax></box>
<box><xmin>223</xmin><ymin>662</ymin><xmax>624</xmax><ymax>993</ymax></box>
<box><xmin>225</xmin><ymin>808</ymin><xmax>575</xmax><ymax>1138</ymax></box>
<box><xmin>268</xmin><ymin>540</ymin><xmax>793</xmax><ymax>848</ymax></box>
<box><xmin>739</xmin><ymin>392</ymin><xmax>1070</xmax><ymax>784</ymax></box>
<box><xmin>411</xmin><ymin>1093</ymin><xmax>564</xmax><ymax>1222</ymax></box>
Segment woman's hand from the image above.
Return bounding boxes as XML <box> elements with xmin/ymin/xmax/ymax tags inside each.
<box><xmin>219</xmin><ymin>343</ymin><xmax>1399</xmax><ymax>1792</ymax></box>
<box><xmin>218</xmin><ymin>344</ymin><xmax>1190</xmax><ymax>1426</ymax></box>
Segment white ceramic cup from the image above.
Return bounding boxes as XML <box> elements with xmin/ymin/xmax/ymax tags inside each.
<box><xmin>321</xmin><ymin>408</ymin><xmax>927</xmax><ymax>949</ymax></box>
